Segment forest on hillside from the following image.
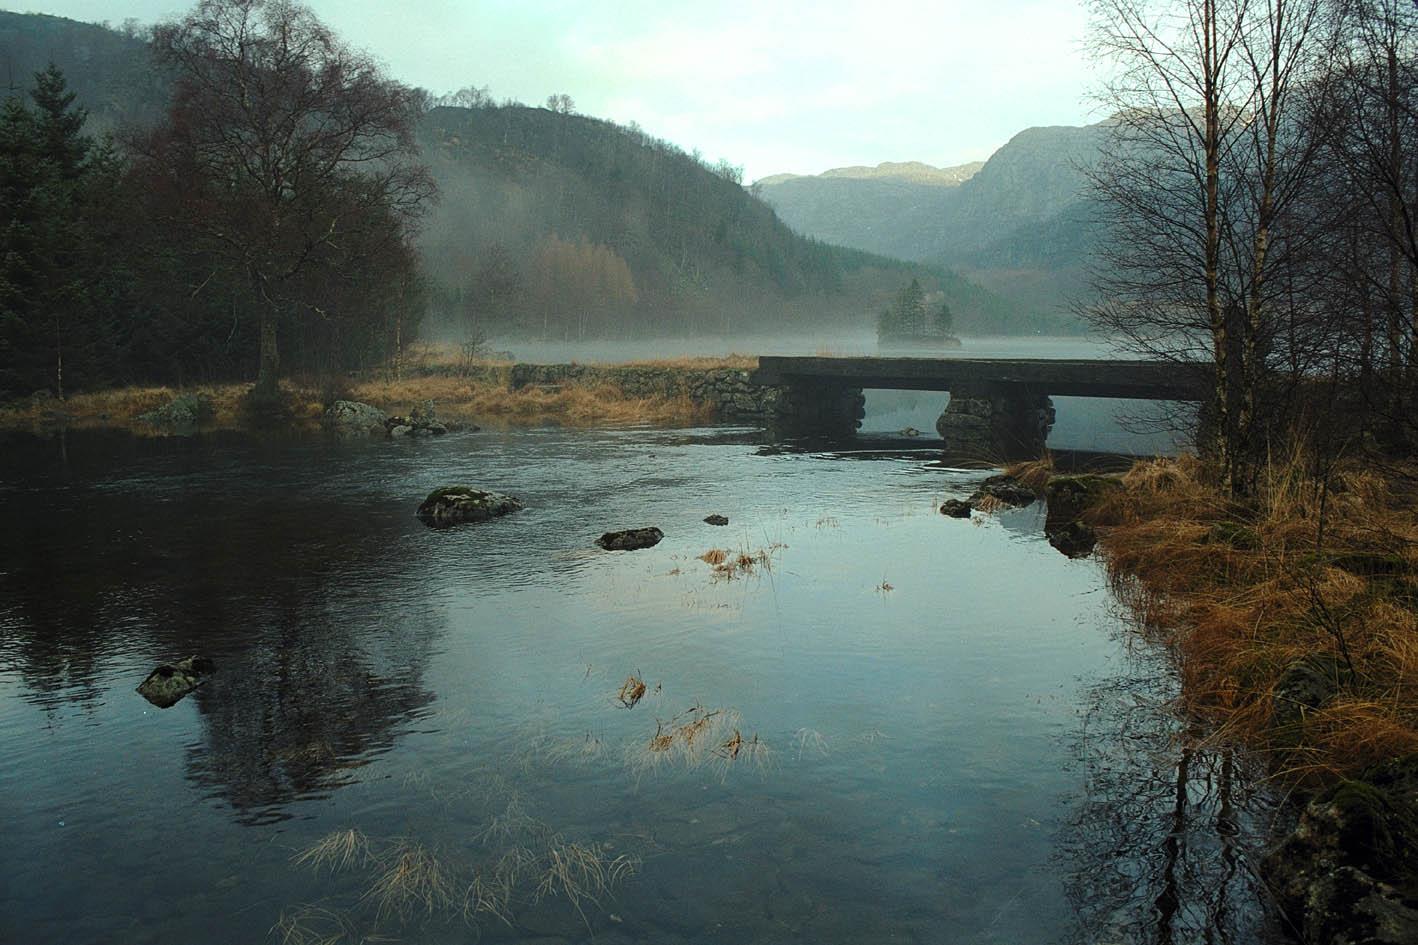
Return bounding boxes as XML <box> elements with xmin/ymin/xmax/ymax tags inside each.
<box><xmin>0</xmin><ymin>6</ymin><xmax>1025</xmax><ymax>402</ymax></box>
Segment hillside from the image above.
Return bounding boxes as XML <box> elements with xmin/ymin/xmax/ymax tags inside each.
<box><xmin>0</xmin><ymin>11</ymin><xmax>167</xmax><ymax>133</ymax></box>
<box><xmin>757</xmin><ymin>124</ymin><xmax>1110</xmax><ymax>328</ymax></box>
<box><xmin>417</xmin><ymin>106</ymin><xmax>1023</xmax><ymax>337</ymax></box>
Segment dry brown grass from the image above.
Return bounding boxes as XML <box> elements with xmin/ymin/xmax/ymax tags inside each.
<box><xmin>1093</xmin><ymin>450</ymin><xmax>1418</xmax><ymax>784</ymax></box>
<box><xmin>1003</xmin><ymin>454</ymin><xmax>1055</xmax><ymax>491</ymax></box>
<box><xmin>0</xmin><ymin>355</ymin><xmax>757</xmax><ymax>432</ymax></box>
<box><xmin>697</xmin><ymin>544</ymin><xmax>785</xmax><ymax>581</ymax></box>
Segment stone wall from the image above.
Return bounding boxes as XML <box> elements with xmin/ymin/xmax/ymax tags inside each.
<box><xmin>504</xmin><ymin>362</ymin><xmax>862</xmax><ymax>433</ymax></box>
<box><xmin>506</xmin><ymin>363</ymin><xmax>785</xmax><ymax>425</ymax></box>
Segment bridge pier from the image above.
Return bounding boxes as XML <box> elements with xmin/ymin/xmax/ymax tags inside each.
<box><xmin>770</xmin><ymin>380</ymin><xmax>865</xmax><ymax>438</ymax></box>
<box><xmin>935</xmin><ymin>384</ymin><xmax>1055</xmax><ymax>460</ymax></box>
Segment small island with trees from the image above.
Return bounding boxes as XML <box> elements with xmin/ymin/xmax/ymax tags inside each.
<box><xmin>876</xmin><ymin>278</ymin><xmax>961</xmax><ymax>349</ymax></box>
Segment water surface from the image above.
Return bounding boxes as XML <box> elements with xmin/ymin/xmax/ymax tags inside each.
<box><xmin>1</xmin><ymin>425</ymin><xmax>1280</xmax><ymax>944</ymax></box>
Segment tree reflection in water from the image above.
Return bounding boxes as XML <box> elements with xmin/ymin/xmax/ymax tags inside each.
<box><xmin>1058</xmin><ymin>641</ymin><xmax>1294</xmax><ymax>945</ymax></box>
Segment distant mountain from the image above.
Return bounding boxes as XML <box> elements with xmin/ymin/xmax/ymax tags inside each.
<box><xmin>757</xmin><ymin>125</ymin><xmax>1110</xmax><ymax>330</ymax></box>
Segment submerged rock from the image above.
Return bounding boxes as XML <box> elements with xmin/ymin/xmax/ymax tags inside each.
<box><xmin>704</xmin><ymin>514</ymin><xmax>729</xmax><ymax>526</ymax></box>
<box><xmin>939</xmin><ymin>499</ymin><xmax>973</xmax><ymax>519</ymax></box>
<box><xmin>416</xmin><ymin>486</ymin><xmax>524</xmax><ymax>528</ymax></box>
<box><xmin>596</xmin><ymin>527</ymin><xmax>664</xmax><ymax>551</ymax></box>
<box><xmin>137</xmin><ymin>655</ymin><xmax>216</xmax><ymax>708</ymax></box>
<box><xmin>1264</xmin><ymin>756</ymin><xmax>1418</xmax><ymax>945</ymax></box>
<box><xmin>968</xmin><ymin>475</ymin><xmax>1036</xmax><ymax>509</ymax></box>
<box><xmin>325</xmin><ymin>400</ymin><xmax>387</xmax><ymax>437</ymax></box>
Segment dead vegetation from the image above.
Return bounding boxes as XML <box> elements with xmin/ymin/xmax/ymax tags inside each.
<box><xmin>616</xmin><ymin>673</ymin><xmax>649</xmax><ymax>708</ymax></box>
<box><xmin>631</xmin><ymin>704</ymin><xmax>771</xmax><ymax>776</ymax></box>
<box><xmin>698</xmin><ymin>544</ymin><xmax>785</xmax><ymax>581</ymax></box>
<box><xmin>0</xmin><ymin>354</ymin><xmax>760</xmax><ymax>433</ymax></box>
<box><xmin>1003</xmin><ymin>453</ymin><xmax>1055</xmax><ymax>491</ymax></box>
<box><xmin>1092</xmin><ymin>449</ymin><xmax>1418</xmax><ymax>783</ymax></box>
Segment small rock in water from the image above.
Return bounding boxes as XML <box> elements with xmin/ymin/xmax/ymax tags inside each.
<box><xmin>704</xmin><ymin>514</ymin><xmax>729</xmax><ymax>526</ymax></box>
<box><xmin>137</xmin><ymin>655</ymin><xmax>216</xmax><ymax>708</ymax></box>
<box><xmin>416</xmin><ymin>486</ymin><xmax>524</xmax><ymax>528</ymax></box>
<box><xmin>969</xmin><ymin>475</ymin><xmax>1036</xmax><ymax>509</ymax></box>
<box><xmin>900</xmin><ymin>427</ymin><xmax>923</xmax><ymax>437</ymax></box>
<box><xmin>596</xmin><ymin>527</ymin><xmax>664</xmax><ymax>551</ymax></box>
<box><xmin>1046</xmin><ymin>520</ymin><xmax>1097</xmax><ymax>558</ymax></box>
<box><xmin>939</xmin><ymin>499</ymin><xmax>972</xmax><ymax>519</ymax></box>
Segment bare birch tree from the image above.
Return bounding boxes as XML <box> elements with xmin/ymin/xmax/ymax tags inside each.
<box><xmin>1086</xmin><ymin>0</ymin><xmax>1322</xmax><ymax>492</ymax></box>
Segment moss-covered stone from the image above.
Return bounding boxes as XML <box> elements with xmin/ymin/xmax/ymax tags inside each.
<box><xmin>136</xmin><ymin>655</ymin><xmax>216</xmax><ymax>708</ymax></box>
<box><xmin>1273</xmin><ymin>653</ymin><xmax>1356</xmax><ymax>737</ymax></box>
<box><xmin>416</xmin><ymin>486</ymin><xmax>524</xmax><ymax>528</ymax></box>
<box><xmin>1207</xmin><ymin>520</ymin><xmax>1261</xmax><ymax>550</ymax></box>
<box><xmin>138</xmin><ymin>393</ymin><xmax>215</xmax><ymax>430</ymax></box>
<box><xmin>1044</xmin><ymin>474</ymin><xmax>1122</xmax><ymax>524</ymax></box>
<box><xmin>1265</xmin><ymin>763</ymin><xmax>1418</xmax><ymax>944</ymax></box>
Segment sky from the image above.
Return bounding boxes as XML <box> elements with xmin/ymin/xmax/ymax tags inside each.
<box><xmin>15</xmin><ymin>0</ymin><xmax>1100</xmax><ymax>182</ymax></box>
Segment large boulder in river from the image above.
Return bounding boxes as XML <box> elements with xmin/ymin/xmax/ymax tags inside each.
<box><xmin>137</xmin><ymin>655</ymin><xmax>216</xmax><ymax>708</ymax></box>
<box><xmin>416</xmin><ymin>486</ymin><xmax>524</xmax><ymax>528</ymax></box>
<box><xmin>596</xmin><ymin>527</ymin><xmax>664</xmax><ymax>551</ymax></box>
<box><xmin>325</xmin><ymin>400</ymin><xmax>387</xmax><ymax>437</ymax></box>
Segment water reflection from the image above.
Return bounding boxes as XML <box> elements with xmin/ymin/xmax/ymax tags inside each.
<box><xmin>1058</xmin><ymin>638</ymin><xmax>1289</xmax><ymax>944</ymax></box>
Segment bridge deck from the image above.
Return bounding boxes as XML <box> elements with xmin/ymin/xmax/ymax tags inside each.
<box><xmin>750</xmin><ymin>356</ymin><xmax>1206</xmax><ymax>400</ymax></box>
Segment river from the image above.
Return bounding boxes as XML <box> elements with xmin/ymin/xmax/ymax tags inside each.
<box><xmin>0</xmin><ymin>395</ymin><xmax>1285</xmax><ymax>943</ymax></box>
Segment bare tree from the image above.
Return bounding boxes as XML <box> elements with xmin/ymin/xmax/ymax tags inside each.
<box><xmin>141</xmin><ymin>0</ymin><xmax>435</xmax><ymax>402</ymax></box>
<box><xmin>1086</xmin><ymin>0</ymin><xmax>1323</xmax><ymax>492</ymax></box>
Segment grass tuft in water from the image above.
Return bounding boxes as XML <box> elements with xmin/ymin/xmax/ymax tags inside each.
<box><xmin>292</xmin><ymin>829</ymin><xmax>374</xmax><ymax>875</ymax></box>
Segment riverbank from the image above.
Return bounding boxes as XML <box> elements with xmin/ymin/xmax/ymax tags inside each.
<box><xmin>1069</xmin><ymin>451</ymin><xmax>1418</xmax><ymax>941</ymax></box>
<box><xmin>0</xmin><ymin>350</ymin><xmax>765</xmax><ymax>434</ymax></box>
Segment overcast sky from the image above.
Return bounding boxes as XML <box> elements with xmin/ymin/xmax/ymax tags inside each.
<box><xmin>15</xmin><ymin>0</ymin><xmax>1099</xmax><ymax>181</ymax></box>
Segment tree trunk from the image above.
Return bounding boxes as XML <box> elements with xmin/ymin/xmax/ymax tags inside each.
<box><xmin>253</xmin><ymin>306</ymin><xmax>280</xmax><ymax>400</ymax></box>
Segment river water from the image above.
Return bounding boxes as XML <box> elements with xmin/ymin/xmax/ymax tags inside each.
<box><xmin>1</xmin><ymin>418</ymin><xmax>1284</xmax><ymax>944</ymax></box>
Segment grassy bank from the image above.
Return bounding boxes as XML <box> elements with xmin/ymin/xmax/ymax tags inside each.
<box><xmin>0</xmin><ymin>347</ymin><xmax>756</xmax><ymax>433</ymax></box>
<box><xmin>1076</xmin><ymin>451</ymin><xmax>1418</xmax><ymax>784</ymax></box>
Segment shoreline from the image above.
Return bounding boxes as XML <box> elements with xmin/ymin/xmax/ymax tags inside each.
<box><xmin>1055</xmin><ymin>453</ymin><xmax>1418</xmax><ymax>940</ymax></box>
<box><xmin>0</xmin><ymin>355</ymin><xmax>763</xmax><ymax>436</ymax></box>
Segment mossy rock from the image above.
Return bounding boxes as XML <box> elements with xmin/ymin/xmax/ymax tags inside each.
<box><xmin>416</xmin><ymin>486</ymin><xmax>524</xmax><ymax>528</ymax></box>
<box><xmin>1047</xmin><ymin>520</ymin><xmax>1098</xmax><ymax>558</ymax></box>
<box><xmin>969</xmin><ymin>475</ymin><xmax>1036</xmax><ymax>509</ymax></box>
<box><xmin>1206</xmin><ymin>520</ymin><xmax>1261</xmax><ymax>551</ymax></box>
<box><xmin>1265</xmin><ymin>764</ymin><xmax>1418</xmax><ymax>944</ymax></box>
<box><xmin>137</xmin><ymin>655</ymin><xmax>216</xmax><ymax>708</ymax></box>
<box><xmin>1044</xmin><ymin>475</ymin><xmax>1122</xmax><ymax>524</ymax></box>
<box><xmin>1330</xmin><ymin>552</ymin><xmax>1410</xmax><ymax>578</ymax></box>
<box><xmin>1272</xmin><ymin>653</ymin><xmax>1357</xmax><ymax>750</ymax></box>
<box><xmin>138</xmin><ymin>393</ymin><xmax>215</xmax><ymax>430</ymax></box>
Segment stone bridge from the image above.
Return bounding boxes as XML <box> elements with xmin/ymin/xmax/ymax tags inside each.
<box><xmin>749</xmin><ymin>356</ymin><xmax>1207</xmax><ymax>458</ymax></box>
